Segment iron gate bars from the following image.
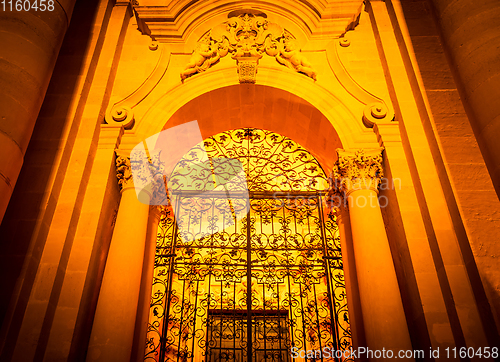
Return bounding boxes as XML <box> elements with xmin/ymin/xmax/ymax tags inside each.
<box><xmin>145</xmin><ymin>192</ymin><xmax>352</xmax><ymax>362</ymax></box>
<box><xmin>206</xmin><ymin>309</ymin><xmax>290</xmax><ymax>362</ymax></box>
<box><xmin>144</xmin><ymin>128</ymin><xmax>352</xmax><ymax>362</ymax></box>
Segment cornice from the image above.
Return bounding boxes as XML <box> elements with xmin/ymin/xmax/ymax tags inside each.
<box><xmin>132</xmin><ymin>0</ymin><xmax>364</xmax><ymax>42</ymax></box>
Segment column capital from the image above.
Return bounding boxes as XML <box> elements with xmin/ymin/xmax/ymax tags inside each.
<box><xmin>150</xmin><ymin>205</ymin><xmax>170</xmax><ymax>224</ymax></box>
<box><xmin>115</xmin><ymin>151</ymin><xmax>168</xmax><ymax>205</ymax></box>
<box><xmin>331</xmin><ymin>148</ymin><xmax>385</xmax><ymax>195</ymax></box>
<box><xmin>116</xmin><ymin>154</ymin><xmax>134</xmax><ymax>190</ymax></box>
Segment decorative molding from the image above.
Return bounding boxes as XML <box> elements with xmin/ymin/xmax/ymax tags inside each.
<box><xmin>98</xmin><ymin>125</ymin><xmax>125</xmax><ymax>150</ymax></box>
<box><xmin>116</xmin><ymin>0</ymin><xmax>136</xmax><ymax>6</ymax></box>
<box><xmin>343</xmin><ymin>1</ymin><xmax>363</xmax><ymax>33</ymax></box>
<box><xmin>105</xmin><ymin>45</ymin><xmax>171</xmax><ymax>129</ymax></box>
<box><xmin>331</xmin><ymin>148</ymin><xmax>385</xmax><ymax>195</ymax></box>
<box><xmin>132</xmin><ymin>1</ymin><xmax>364</xmax><ymax>42</ymax></box>
<box><xmin>326</xmin><ymin>39</ymin><xmax>395</xmax><ymax>127</ymax></box>
<box><xmin>180</xmin><ymin>11</ymin><xmax>317</xmax><ymax>82</ymax></box>
<box><xmin>131</xmin><ymin>65</ymin><xmax>370</xmax><ymax>152</ymax></box>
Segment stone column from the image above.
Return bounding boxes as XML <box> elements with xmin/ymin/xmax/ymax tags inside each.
<box><xmin>331</xmin><ymin>206</ymin><xmax>367</xmax><ymax>354</ymax></box>
<box><xmin>132</xmin><ymin>205</ymin><xmax>162</xmax><ymax>362</ymax></box>
<box><xmin>86</xmin><ymin>155</ymin><xmax>151</xmax><ymax>362</ymax></box>
<box><xmin>0</xmin><ymin>1</ymin><xmax>77</xmax><ymax>223</ymax></box>
<box><xmin>332</xmin><ymin>149</ymin><xmax>413</xmax><ymax>358</ymax></box>
<box><xmin>429</xmin><ymin>0</ymin><xmax>500</xmax><ymax>196</ymax></box>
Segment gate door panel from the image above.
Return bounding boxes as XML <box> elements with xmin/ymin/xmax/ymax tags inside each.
<box><xmin>144</xmin><ymin>128</ymin><xmax>352</xmax><ymax>362</ymax></box>
<box><xmin>145</xmin><ymin>193</ymin><xmax>352</xmax><ymax>362</ymax></box>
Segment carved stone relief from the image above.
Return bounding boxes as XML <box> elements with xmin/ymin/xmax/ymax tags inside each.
<box><xmin>115</xmin><ymin>155</ymin><xmax>134</xmax><ymax>190</ymax></box>
<box><xmin>105</xmin><ymin>45</ymin><xmax>171</xmax><ymax>129</ymax></box>
<box><xmin>234</xmin><ymin>57</ymin><xmax>261</xmax><ymax>83</ymax></box>
<box><xmin>115</xmin><ymin>151</ymin><xmax>169</xmax><ymax>204</ymax></box>
<box><xmin>180</xmin><ymin>12</ymin><xmax>317</xmax><ymax>83</ymax></box>
<box><xmin>331</xmin><ymin>148</ymin><xmax>385</xmax><ymax>195</ymax></box>
<box><xmin>275</xmin><ymin>37</ymin><xmax>317</xmax><ymax>80</ymax></box>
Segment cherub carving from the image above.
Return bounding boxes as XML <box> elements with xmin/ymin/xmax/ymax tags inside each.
<box><xmin>276</xmin><ymin>38</ymin><xmax>317</xmax><ymax>80</ymax></box>
<box><xmin>180</xmin><ymin>41</ymin><xmax>221</xmax><ymax>81</ymax></box>
<box><xmin>179</xmin><ymin>13</ymin><xmax>316</xmax><ymax>82</ymax></box>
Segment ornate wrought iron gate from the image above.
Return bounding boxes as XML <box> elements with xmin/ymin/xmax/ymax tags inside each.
<box><xmin>144</xmin><ymin>129</ymin><xmax>352</xmax><ymax>362</ymax></box>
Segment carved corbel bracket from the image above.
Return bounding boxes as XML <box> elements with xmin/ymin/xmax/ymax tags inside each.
<box><xmin>233</xmin><ymin>55</ymin><xmax>262</xmax><ymax>83</ymax></box>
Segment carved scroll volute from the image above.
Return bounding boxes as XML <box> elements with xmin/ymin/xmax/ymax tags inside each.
<box><xmin>106</xmin><ymin>106</ymin><xmax>135</xmax><ymax>129</ymax></box>
<box><xmin>362</xmin><ymin>102</ymin><xmax>392</xmax><ymax>127</ymax></box>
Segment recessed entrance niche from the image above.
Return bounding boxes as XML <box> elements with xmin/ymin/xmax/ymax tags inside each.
<box><xmin>144</xmin><ymin>128</ymin><xmax>352</xmax><ymax>362</ymax></box>
<box><xmin>161</xmin><ymin>84</ymin><xmax>343</xmax><ymax>174</ymax></box>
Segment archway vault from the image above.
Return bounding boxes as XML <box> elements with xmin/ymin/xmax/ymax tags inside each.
<box><xmin>161</xmin><ymin>85</ymin><xmax>343</xmax><ymax>173</ymax></box>
<box><xmin>122</xmin><ymin>72</ymin><xmax>380</xmax><ymax>173</ymax></box>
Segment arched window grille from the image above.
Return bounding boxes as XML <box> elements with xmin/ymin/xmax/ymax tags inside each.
<box><xmin>145</xmin><ymin>128</ymin><xmax>352</xmax><ymax>362</ymax></box>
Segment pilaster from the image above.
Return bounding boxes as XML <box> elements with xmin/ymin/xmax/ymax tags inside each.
<box><xmin>369</xmin><ymin>0</ymin><xmax>489</xmax><ymax>350</ymax></box>
<box><xmin>3</xmin><ymin>0</ymin><xmax>134</xmax><ymax>358</ymax></box>
<box><xmin>87</xmin><ymin>154</ymin><xmax>151</xmax><ymax>362</ymax></box>
<box><xmin>332</xmin><ymin>148</ymin><xmax>414</xmax><ymax>359</ymax></box>
<box><xmin>0</xmin><ymin>0</ymin><xmax>77</xmax><ymax>223</ymax></box>
<box><xmin>374</xmin><ymin>121</ymin><xmax>455</xmax><ymax>355</ymax></box>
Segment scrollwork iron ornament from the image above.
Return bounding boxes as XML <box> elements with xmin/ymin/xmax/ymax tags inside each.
<box><xmin>168</xmin><ymin>128</ymin><xmax>329</xmax><ymax>193</ymax></box>
<box><xmin>144</xmin><ymin>129</ymin><xmax>352</xmax><ymax>362</ymax></box>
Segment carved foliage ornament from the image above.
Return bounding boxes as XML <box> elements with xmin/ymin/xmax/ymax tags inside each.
<box><xmin>180</xmin><ymin>12</ymin><xmax>317</xmax><ymax>83</ymax></box>
<box><xmin>330</xmin><ymin>149</ymin><xmax>384</xmax><ymax>195</ymax></box>
<box><xmin>115</xmin><ymin>152</ymin><xmax>168</xmax><ymax>204</ymax></box>
<box><xmin>116</xmin><ymin>155</ymin><xmax>133</xmax><ymax>189</ymax></box>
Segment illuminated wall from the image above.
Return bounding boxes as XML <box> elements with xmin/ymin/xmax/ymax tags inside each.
<box><xmin>0</xmin><ymin>0</ymin><xmax>499</xmax><ymax>361</ymax></box>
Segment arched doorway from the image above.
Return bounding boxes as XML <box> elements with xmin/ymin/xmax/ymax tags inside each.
<box><xmin>144</xmin><ymin>128</ymin><xmax>352</xmax><ymax>361</ymax></box>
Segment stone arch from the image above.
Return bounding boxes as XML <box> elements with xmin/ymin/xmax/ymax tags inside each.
<box><xmin>127</xmin><ymin>67</ymin><xmax>380</xmax><ymax>172</ymax></box>
<box><xmin>160</xmin><ymin>84</ymin><xmax>342</xmax><ymax>172</ymax></box>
